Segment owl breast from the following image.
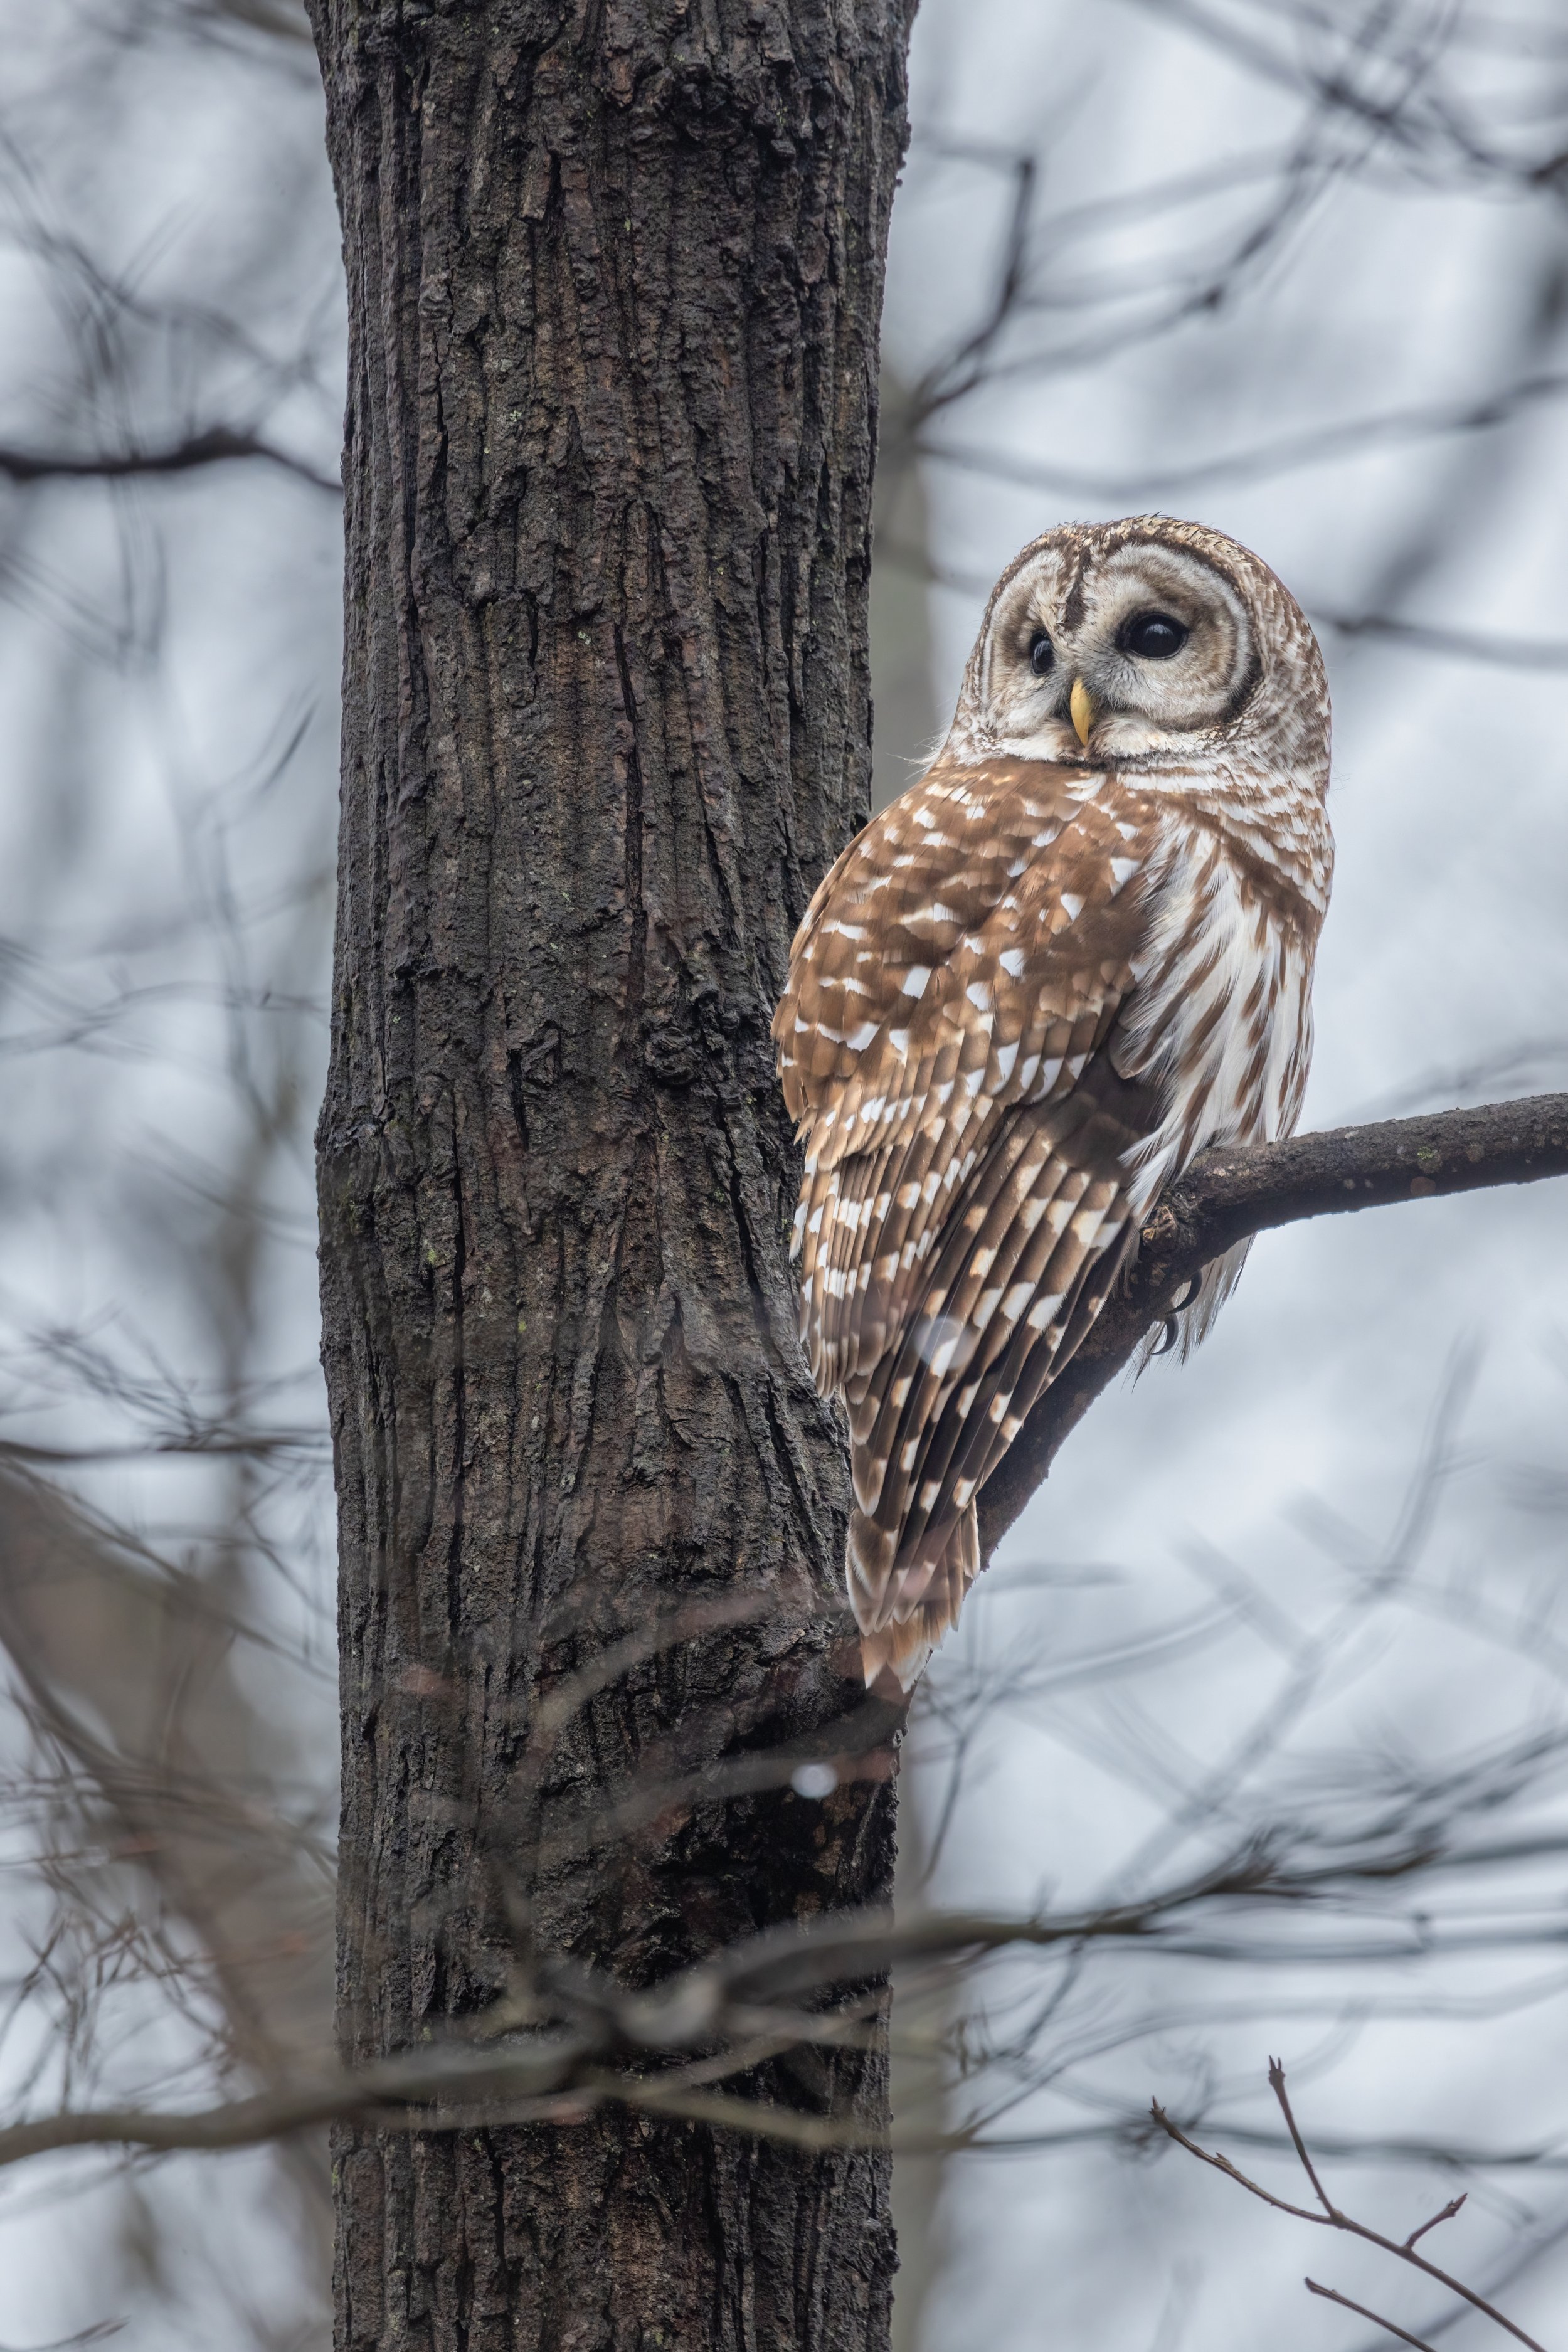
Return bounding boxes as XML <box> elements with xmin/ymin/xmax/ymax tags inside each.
<box><xmin>1116</xmin><ymin>800</ymin><xmax>1327</xmax><ymax>1218</ymax></box>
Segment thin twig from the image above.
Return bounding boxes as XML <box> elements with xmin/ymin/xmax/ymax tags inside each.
<box><xmin>0</xmin><ymin>426</ymin><xmax>338</xmax><ymax>495</ymax></box>
<box><xmin>524</xmin><ymin>1594</ymin><xmax>772</xmax><ymax>1766</ymax></box>
<box><xmin>1153</xmin><ymin>2062</ymin><xmax>1551</xmax><ymax>2352</ymax></box>
<box><xmin>0</xmin><ymin>1853</ymin><xmax>1281</xmax><ymax>2171</ymax></box>
<box><xmin>1268</xmin><ymin>2055</ymin><xmax>1334</xmax><ymax>2213</ymax></box>
<box><xmin>1305</xmin><ymin>2279</ymin><xmax>1438</xmax><ymax>2351</ymax></box>
<box><xmin>1407</xmin><ymin>2196</ymin><xmax>1468</xmax><ymax>2251</ymax></box>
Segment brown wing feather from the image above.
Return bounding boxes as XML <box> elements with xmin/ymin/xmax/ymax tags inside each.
<box><xmin>773</xmin><ymin>756</ymin><xmax>1164</xmax><ymax>1680</ymax></box>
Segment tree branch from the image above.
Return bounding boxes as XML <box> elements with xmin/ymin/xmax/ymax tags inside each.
<box><xmin>1314</xmin><ymin>611</ymin><xmax>1568</xmax><ymax>672</ymax></box>
<box><xmin>0</xmin><ymin>2037</ymin><xmax>591</xmax><ymax>2169</ymax></box>
<box><xmin>1153</xmin><ymin>2060</ymin><xmax>1549</xmax><ymax>2352</ymax></box>
<box><xmin>0</xmin><ymin>426</ymin><xmax>340</xmax><ymax>495</ymax></box>
<box><xmin>0</xmin><ymin>1847</ymin><xmax>1281</xmax><ymax>2173</ymax></box>
<box><xmin>979</xmin><ymin>1094</ymin><xmax>1568</xmax><ymax>1557</ymax></box>
<box><xmin>1304</xmin><ymin>2280</ymin><xmax>1438</xmax><ymax>2352</ymax></box>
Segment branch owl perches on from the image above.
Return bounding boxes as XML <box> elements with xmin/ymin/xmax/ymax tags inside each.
<box><xmin>773</xmin><ymin>517</ymin><xmax>1333</xmax><ymax>1690</ymax></box>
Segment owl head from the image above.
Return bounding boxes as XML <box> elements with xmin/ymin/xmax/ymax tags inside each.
<box><xmin>945</xmin><ymin>516</ymin><xmax>1330</xmax><ymax>790</ymax></box>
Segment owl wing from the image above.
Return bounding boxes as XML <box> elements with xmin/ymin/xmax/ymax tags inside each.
<box><xmin>773</xmin><ymin>758</ymin><xmax>1163</xmax><ymax>1661</ymax></box>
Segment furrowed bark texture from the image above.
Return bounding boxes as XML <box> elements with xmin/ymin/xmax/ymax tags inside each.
<box><xmin>308</xmin><ymin>6</ymin><xmax>913</xmax><ymax>2349</ymax></box>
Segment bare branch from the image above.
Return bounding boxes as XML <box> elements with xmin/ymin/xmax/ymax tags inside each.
<box><xmin>980</xmin><ymin>1094</ymin><xmax>1568</xmax><ymax>1555</ymax></box>
<box><xmin>1407</xmin><ymin>2197</ymin><xmax>1468</xmax><ymax>2252</ymax></box>
<box><xmin>1268</xmin><ymin>2055</ymin><xmax>1334</xmax><ymax>2215</ymax></box>
<box><xmin>0</xmin><ymin>1848</ymin><xmax>1292</xmax><ymax>2173</ymax></box>
<box><xmin>0</xmin><ymin>1431</ymin><xmax>327</xmax><ymax>1466</ymax></box>
<box><xmin>1153</xmin><ymin>2062</ymin><xmax>1551</xmax><ymax>2352</ymax></box>
<box><xmin>1304</xmin><ymin>2279</ymin><xmax>1438</xmax><ymax>2352</ymax></box>
<box><xmin>0</xmin><ymin>2037</ymin><xmax>590</xmax><ymax>2169</ymax></box>
<box><xmin>1315</xmin><ymin>611</ymin><xmax>1568</xmax><ymax>672</ymax></box>
<box><xmin>524</xmin><ymin>1594</ymin><xmax>773</xmax><ymax>1768</ymax></box>
<box><xmin>0</xmin><ymin>427</ymin><xmax>339</xmax><ymax>495</ymax></box>
<box><xmin>919</xmin><ymin>372</ymin><xmax>1568</xmax><ymax>503</ymax></box>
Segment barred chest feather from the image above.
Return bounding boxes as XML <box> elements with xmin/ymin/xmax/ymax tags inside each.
<box><xmin>1115</xmin><ymin>792</ymin><xmax>1328</xmax><ymax>1219</ymax></box>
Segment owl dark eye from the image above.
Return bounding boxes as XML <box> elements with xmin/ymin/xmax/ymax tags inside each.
<box><xmin>1120</xmin><ymin>611</ymin><xmax>1189</xmax><ymax>659</ymax></box>
<box><xmin>1028</xmin><ymin>630</ymin><xmax>1054</xmax><ymax>677</ymax></box>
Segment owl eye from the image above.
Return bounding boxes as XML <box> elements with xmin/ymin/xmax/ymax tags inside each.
<box><xmin>1121</xmin><ymin>611</ymin><xmax>1189</xmax><ymax>659</ymax></box>
<box><xmin>1028</xmin><ymin>630</ymin><xmax>1054</xmax><ymax>676</ymax></box>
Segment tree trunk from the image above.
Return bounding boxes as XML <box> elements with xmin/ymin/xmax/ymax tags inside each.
<box><xmin>308</xmin><ymin>7</ymin><xmax>914</xmax><ymax>2348</ymax></box>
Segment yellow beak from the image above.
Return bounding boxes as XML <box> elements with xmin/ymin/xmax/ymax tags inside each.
<box><xmin>1069</xmin><ymin>677</ymin><xmax>1097</xmax><ymax>748</ymax></box>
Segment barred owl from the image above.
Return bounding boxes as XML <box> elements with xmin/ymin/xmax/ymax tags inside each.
<box><xmin>773</xmin><ymin>516</ymin><xmax>1333</xmax><ymax>1690</ymax></box>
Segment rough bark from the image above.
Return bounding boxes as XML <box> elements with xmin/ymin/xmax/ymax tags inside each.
<box><xmin>307</xmin><ymin>6</ymin><xmax>914</xmax><ymax>2349</ymax></box>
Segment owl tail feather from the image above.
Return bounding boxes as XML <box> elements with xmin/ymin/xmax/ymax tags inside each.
<box><xmin>856</xmin><ymin>1502</ymin><xmax>980</xmax><ymax>1695</ymax></box>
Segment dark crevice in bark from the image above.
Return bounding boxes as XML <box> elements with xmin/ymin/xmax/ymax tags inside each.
<box><xmin>613</xmin><ymin>621</ymin><xmax>649</xmax><ymax>1030</ymax></box>
<box><xmin>447</xmin><ymin>1152</ymin><xmax>467</xmax><ymax>1646</ymax></box>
